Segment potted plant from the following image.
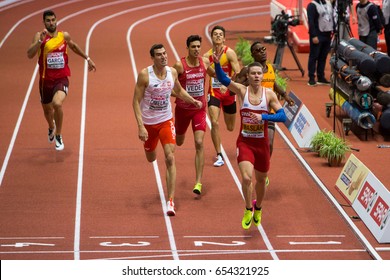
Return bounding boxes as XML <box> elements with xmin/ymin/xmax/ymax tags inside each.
<box><xmin>309</xmin><ymin>129</ymin><xmax>334</xmax><ymax>155</ymax></box>
<box><xmin>318</xmin><ymin>135</ymin><xmax>351</xmax><ymax>167</ymax></box>
<box><xmin>234</xmin><ymin>37</ymin><xmax>253</xmax><ymax>66</ymax></box>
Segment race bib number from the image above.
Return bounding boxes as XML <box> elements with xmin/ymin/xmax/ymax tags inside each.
<box><xmin>211</xmin><ymin>77</ymin><xmax>222</xmax><ymax>88</ymax></box>
<box><xmin>47</xmin><ymin>52</ymin><xmax>65</xmax><ymax>69</ymax></box>
<box><xmin>241</xmin><ymin>117</ymin><xmax>265</xmax><ymax>138</ymax></box>
<box><xmin>149</xmin><ymin>94</ymin><xmax>169</xmax><ymax>111</ymax></box>
<box><xmin>186</xmin><ymin>80</ymin><xmax>204</xmax><ymax>97</ymax></box>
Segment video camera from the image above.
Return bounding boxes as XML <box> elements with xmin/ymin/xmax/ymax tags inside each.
<box><xmin>271</xmin><ymin>10</ymin><xmax>300</xmax><ymax>45</ymax></box>
<box><xmin>336</xmin><ymin>0</ymin><xmax>352</xmax><ymax>23</ymax></box>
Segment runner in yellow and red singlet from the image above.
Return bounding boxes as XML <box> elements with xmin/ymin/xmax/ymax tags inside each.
<box><xmin>27</xmin><ymin>10</ymin><xmax>96</xmax><ymax>151</ymax></box>
<box><xmin>204</xmin><ymin>25</ymin><xmax>240</xmax><ymax>167</ymax></box>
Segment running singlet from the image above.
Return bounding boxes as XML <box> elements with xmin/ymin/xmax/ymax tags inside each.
<box><xmin>176</xmin><ymin>56</ymin><xmax>207</xmax><ymax>110</ymax></box>
<box><xmin>207</xmin><ymin>46</ymin><xmax>233</xmax><ymax>96</ymax></box>
<box><xmin>38</xmin><ymin>31</ymin><xmax>71</xmax><ymax>80</ymax></box>
<box><xmin>238</xmin><ymin>87</ymin><xmax>269</xmax><ymax>143</ymax></box>
<box><xmin>261</xmin><ymin>62</ymin><xmax>276</xmax><ymax>89</ymax></box>
<box><xmin>140</xmin><ymin>66</ymin><xmax>174</xmax><ymax>125</ymax></box>
<box><xmin>262</xmin><ymin>62</ymin><xmax>276</xmax><ymax>114</ymax></box>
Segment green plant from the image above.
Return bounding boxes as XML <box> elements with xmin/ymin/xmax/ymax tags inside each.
<box><xmin>234</xmin><ymin>37</ymin><xmax>248</xmax><ymax>58</ymax></box>
<box><xmin>234</xmin><ymin>37</ymin><xmax>253</xmax><ymax>66</ymax></box>
<box><xmin>318</xmin><ymin>135</ymin><xmax>351</xmax><ymax>166</ymax></box>
<box><xmin>309</xmin><ymin>129</ymin><xmax>334</xmax><ymax>154</ymax></box>
<box><xmin>275</xmin><ymin>71</ymin><xmax>287</xmax><ymax>91</ymax></box>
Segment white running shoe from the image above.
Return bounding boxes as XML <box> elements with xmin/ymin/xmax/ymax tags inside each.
<box><xmin>55</xmin><ymin>135</ymin><xmax>64</xmax><ymax>151</ymax></box>
<box><xmin>213</xmin><ymin>154</ymin><xmax>224</xmax><ymax>167</ymax></box>
<box><xmin>166</xmin><ymin>199</ymin><xmax>176</xmax><ymax>216</ymax></box>
<box><xmin>48</xmin><ymin>123</ymin><xmax>56</xmax><ymax>143</ymax></box>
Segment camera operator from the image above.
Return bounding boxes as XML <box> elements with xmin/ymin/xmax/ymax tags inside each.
<box><xmin>331</xmin><ymin>0</ymin><xmax>357</xmax><ymax>40</ymax></box>
<box><xmin>307</xmin><ymin>0</ymin><xmax>334</xmax><ymax>86</ymax></box>
<box><xmin>356</xmin><ymin>0</ymin><xmax>383</xmax><ymax>49</ymax></box>
<box><xmin>383</xmin><ymin>0</ymin><xmax>390</xmax><ymax>56</ymax></box>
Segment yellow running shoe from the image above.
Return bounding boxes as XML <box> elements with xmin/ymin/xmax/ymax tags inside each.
<box><xmin>265</xmin><ymin>176</ymin><xmax>269</xmax><ymax>187</ymax></box>
<box><xmin>241</xmin><ymin>208</ymin><xmax>253</xmax><ymax>230</ymax></box>
<box><xmin>253</xmin><ymin>208</ymin><xmax>262</xmax><ymax>226</ymax></box>
<box><xmin>193</xmin><ymin>183</ymin><xmax>202</xmax><ymax>195</ymax></box>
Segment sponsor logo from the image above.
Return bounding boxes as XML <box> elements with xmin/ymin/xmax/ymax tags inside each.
<box><xmin>358</xmin><ymin>181</ymin><xmax>376</xmax><ymax>210</ymax></box>
<box><xmin>370</xmin><ymin>196</ymin><xmax>389</xmax><ymax>228</ymax></box>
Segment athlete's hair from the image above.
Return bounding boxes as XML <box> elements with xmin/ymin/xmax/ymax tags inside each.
<box><xmin>149</xmin><ymin>44</ymin><xmax>164</xmax><ymax>57</ymax></box>
<box><xmin>250</xmin><ymin>41</ymin><xmax>263</xmax><ymax>53</ymax></box>
<box><xmin>43</xmin><ymin>10</ymin><xmax>56</xmax><ymax>20</ymax></box>
<box><xmin>186</xmin><ymin>35</ymin><xmax>202</xmax><ymax>47</ymax></box>
<box><xmin>247</xmin><ymin>61</ymin><xmax>263</xmax><ymax>73</ymax></box>
<box><xmin>211</xmin><ymin>25</ymin><xmax>225</xmax><ymax>37</ymax></box>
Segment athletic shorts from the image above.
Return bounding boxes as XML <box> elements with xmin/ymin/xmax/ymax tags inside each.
<box><xmin>175</xmin><ymin>106</ymin><xmax>206</xmax><ymax>135</ymax></box>
<box><xmin>39</xmin><ymin>77</ymin><xmax>69</xmax><ymax>104</ymax></box>
<box><xmin>144</xmin><ymin>118</ymin><xmax>176</xmax><ymax>152</ymax></box>
<box><xmin>208</xmin><ymin>89</ymin><xmax>237</xmax><ymax>114</ymax></box>
<box><xmin>236</xmin><ymin>139</ymin><xmax>270</xmax><ymax>173</ymax></box>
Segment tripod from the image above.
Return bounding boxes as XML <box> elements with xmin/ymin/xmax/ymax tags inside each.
<box><xmin>338</xmin><ymin>21</ymin><xmax>353</xmax><ymax>40</ymax></box>
<box><xmin>273</xmin><ymin>40</ymin><xmax>305</xmax><ymax>77</ymax></box>
<box><xmin>331</xmin><ymin>0</ymin><xmax>353</xmax><ymax>133</ymax></box>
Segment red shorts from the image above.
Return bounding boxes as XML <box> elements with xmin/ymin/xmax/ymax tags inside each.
<box><xmin>39</xmin><ymin>77</ymin><xmax>69</xmax><ymax>104</ymax></box>
<box><xmin>174</xmin><ymin>106</ymin><xmax>206</xmax><ymax>135</ymax></box>
<box><xmin>208</xmin><ymin>87</ymin><xmax>236</xmax><ymax>111</ymax></box>
<box><xmin>144</xmin><ymin>118</ymin><xmax>176</xmax><ymax>152</ymax></box>
<box><xmin>236</xmin><ymin>138</ymin><xmax>270</xmax><ymax>173</ymax></box>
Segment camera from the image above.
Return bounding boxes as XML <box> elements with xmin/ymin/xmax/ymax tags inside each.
<box><xmin>336</xmin><ymin>0</ymin><xmax>352</xmax><ymax>23</ymax></box>
<box><xmin>271</xmin><ymin>11</ymin><xmax>300</xmax><ymax>45</ymax></box>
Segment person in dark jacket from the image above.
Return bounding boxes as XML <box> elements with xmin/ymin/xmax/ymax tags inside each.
<box><xmin>383</xmin><ymin>0</ymin><xmax>390</xmax><ymax>55</ymax></box>
<box><xmin>307</xmin><ymin>0</ymin><xmax>334</xmax><ymax>86</ymax></box>
<box><xmin>356</xmin><ymin>0</ymin><xmax>383</xmax><ymax>49</ymax></box>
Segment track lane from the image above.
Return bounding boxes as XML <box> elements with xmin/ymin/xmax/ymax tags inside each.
<box><xmin>79</xmin><ymin>0</ymin><xmax>195</xmax><ymax>260</ymax></box>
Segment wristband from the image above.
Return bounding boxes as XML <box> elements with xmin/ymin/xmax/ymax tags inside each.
<box><xmin>261</xmin><ymin>108</ymin><xmax>286</xmax><ymax>122</ymax></box>
<box><xmin>87</xmin><ymin>57</ymin><xmax>91</xmax><ymax>61</ymax></box>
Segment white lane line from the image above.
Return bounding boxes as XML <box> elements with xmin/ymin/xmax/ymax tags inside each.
<box><xmin>0</xmin><ymin>248</ymin><xmax>366</xmax><ymax>254</ymax></box>
<box><xmin>89</xmin><ymin>236</ymin><xmax>159</xmax><ymax>239</ymax></box>
<box><xmin>0</xmin><ymin>0</ymin><xmax>82</xmax><ymax>49</ymax></box>
<box><xmin>184</xmin><ymin>235</ymin><xmax>253</xmax><ymax>238</ymax></box>
<box><xmin>375</xmin><ymin>247</ymin><xmax>390</xmax><ymax>251</ymax></box>
<box><xmin>277</xmin><ymin>235</ymin><xmax>346</xmax><ymax>238</ymax></box>
<box><xmin>83</xmin><ymin>248</ymin><xmax>367</xmax><ymax>260</ymax></box>
<box><xmin>0</xmin><ymin>0</ymin><xmax>33</xmax><ymax>12</ymax></box>
<box><xmin>289</xmin><ymin>241</ymin><xmax>342</xmax><ymax>245</ymax></box>
<box><xmin>0</xmin><ymin>237</ymin><xmax>64</xmax><ymax>239</ymax></box>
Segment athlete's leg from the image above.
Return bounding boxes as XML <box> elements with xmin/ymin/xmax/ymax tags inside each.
<box><xmin>194</xmin><ymin>130</ymin><xmax>205</xmax><ymax>183</ymax></box>
<box><xmin>238</xmin><ymin>160</ymin><xmax>254</xmax><ymax>209</ymax></box>
<box><xmin>52</xmin><ymin>90</ymin><xmax>67</xmax><ymax>135</ymax></box>
<box><xmin>268</xmin><ymin>124</ymin><xmax>275</xmax><ymax>157</ymax></box>
<box><xmin>163</xmin><ymin>143</ymin><xmax>176</xmax><ymax>200</ymax></box>
<box><xmin>253</xmin><ymin>170</ymin><xmax>267</xmax><ymax>209</ymax></box>
<box><xmin>222</xmin><ymin>102</ymin><xmax>236</xmax><ymax>131</ymax></box>
<box><xmin>208</xmin><ymin>104</ymin><xmax>222</xmax><ymax>154</ymax></box>
<box><xmin>42</xmin><ymin>103</ymin><xmax>55</xmax><ymax>129</ymax></box>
